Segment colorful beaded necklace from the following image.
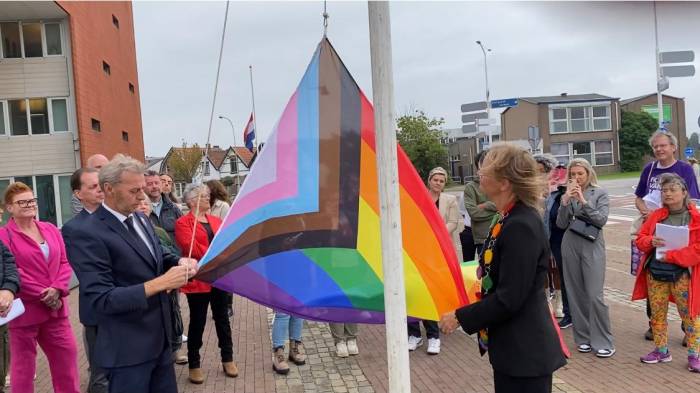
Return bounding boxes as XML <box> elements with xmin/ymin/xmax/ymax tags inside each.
<box><xmin>476</xmin><ymin>201</ymin><xmax>516</xmax><ymax>355</ymax></box>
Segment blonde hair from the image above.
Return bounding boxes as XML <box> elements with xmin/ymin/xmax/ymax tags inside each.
<box><xmin>567</xmin><ymin>158</ymin><xmax>599</xmax><ymax>189</ymax></box>
<box><xmin>480</xmin><ymin>143</ymin><xmax>545</xmax><ymax>213</ymax></box>
<box><xmin>428</xmin><ymin>166</ymin><xmax>448</xmax><ymax>181</ymax></box>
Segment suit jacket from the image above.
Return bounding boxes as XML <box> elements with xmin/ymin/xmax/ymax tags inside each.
<box><xmin>174</xmin><ymin>213</ymin><xmax>222</xmax><ymax>294</ymax></box>
<box><xmin>66</xmin><ymin>205</ymin><xmax>180</xmax><ymax>368</ymax></box>
<box><xmin>0</xmin><ymin>219</ymin><xmax>73</xmax><ymax>328</ymax></box>
<box><xmin>437</xmin><ymin>193</ymin><xmax>464</xmax><ymax>260</ymax></box>
<box><xmin>455</xmin><ymin>202</ymin><xmax>567</xmax><ymax>377</ymax></box>
<box><xmin>62</xmin><ymin>209</ymin><xmax>96</xmax><ymax>326</ymax></box>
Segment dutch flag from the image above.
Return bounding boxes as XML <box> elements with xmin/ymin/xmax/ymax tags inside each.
<box><xmin>243</xmin><ymin>113</ymin><xmax>255</xmax><ymax>152</ymax></box>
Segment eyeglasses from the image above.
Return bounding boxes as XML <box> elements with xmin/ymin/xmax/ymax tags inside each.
<box><xmin>13</xmin><ymin>198</ymin><xmax>38</xmax><ymax>208</ymax></box>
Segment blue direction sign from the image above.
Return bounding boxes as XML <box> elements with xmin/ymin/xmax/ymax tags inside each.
<box><xmin>490</xmin><ymin>98</ymin><xmax>518</xmax><ymax>109</ymax></box>
<box><xmin>685</xmin><ymin>147</ymin><xmax>694</xmax><ymax>158</ymax></box>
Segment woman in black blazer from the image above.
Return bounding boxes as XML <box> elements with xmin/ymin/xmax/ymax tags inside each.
<box><xmin>440</xmin><ymin>143</ymin><xmax>567</xmax><ymax>393</ymax></box>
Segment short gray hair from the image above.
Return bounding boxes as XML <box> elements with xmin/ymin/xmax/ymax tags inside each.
<box><xmin>99</xmin><ymin>154</ymin><xmax>145</xmax><ymax>187</ymax></box>
<box><xmin>183</xmin><ymin>184</ymin><xmax>208</xmax><ymax>205</ymax></box>
<box><xmin>649</xmin><ymin>131</ymin><xmax>678</xmax><ymax>147</ymax></box>
<box><xmin>658</xmin><ymin>173</ymin><xmax>689</xmax><ymax>206</ymax></box>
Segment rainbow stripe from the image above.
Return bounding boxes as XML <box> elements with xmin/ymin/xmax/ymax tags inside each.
<box><xmin>198</xmin><ymin>39</ymin><xmax>475</xmax><ymax>323</ymax></box>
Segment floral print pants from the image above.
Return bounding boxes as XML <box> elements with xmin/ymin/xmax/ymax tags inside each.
<box><xmin>647</xmin><ymin>271</ymin><xmax>700</xmax><ymax>355</ymax></box>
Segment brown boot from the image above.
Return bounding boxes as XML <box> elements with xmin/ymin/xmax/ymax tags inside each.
<box><xmin>272</xmin><ymin>347</ymin><xmax>290</xmax><ymax>375</ymax></box>
<box><xmin>222</xmin><ymin>361</ymin><xmax>239</xmax><ymax>377</ymax></box>
<box><xmin>289</xmin><ymin>340</ymin><xmax>306</xmax><ymax>365</ymax></box>
<box><xmin>188</xmin><ymin>368</ymin><xmax>204</xmax><ymax>384</ymax></box>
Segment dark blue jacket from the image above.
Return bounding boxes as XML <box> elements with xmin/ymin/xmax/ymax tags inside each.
<box><xmin>62</xmin><ymin>209</ymin><xmax>96</xmax><ymax>325</ymax></box>
<box><xmin>66</xmin><ymin>206</ymin><xmax>180</xmax><ymax>368</ymax></box>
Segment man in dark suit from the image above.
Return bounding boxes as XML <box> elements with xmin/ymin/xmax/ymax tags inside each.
<box><xmin>62</xmin><ymin>167</ymin><xmax>108</xmax><ymax>393</ymax></box>
<box><xmin>66</xmin><ymin>154</ymin><xmax>197</xmax><ymax>393</ymax></box>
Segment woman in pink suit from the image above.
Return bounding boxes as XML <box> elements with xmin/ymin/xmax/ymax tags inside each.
<box><xmin>0</xmin><ymin>182</ymin><xmax>79</xmax><ymax>393</ymax></box>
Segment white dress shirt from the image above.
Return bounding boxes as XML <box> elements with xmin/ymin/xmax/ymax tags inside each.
<box><xmin>102</xmin><ymin>203</ymin><xmax>156</xmax><ymax>258</ymax></box>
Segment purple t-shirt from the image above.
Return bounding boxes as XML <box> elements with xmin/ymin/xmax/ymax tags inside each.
<box><xmin>635</xmin><ymin>160</ymin><xmax>700</xmax><ymax>199</ymax></box>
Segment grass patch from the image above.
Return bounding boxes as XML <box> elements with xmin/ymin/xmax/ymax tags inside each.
<box><xmin>598</xmin><ymin>171</ymin><xmax>641</xmax><ymax>181</ymax></box>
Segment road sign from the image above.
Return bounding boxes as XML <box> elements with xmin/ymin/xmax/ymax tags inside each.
<box><xmin>461</xmin><ymin>101</ymin><xmax>487</xmax><ymax>113</ymax></box>
<box><xmin>462</xmin><ymin>124</ymin><xmax>476</xmax><ymax>133</ymax></box>
<box><xmin>478</xmin><ymin>125</ymin><xmax>500</xmax><ymax>134</ymax></box>
<box><xmin>685</xmin><ymin>147</ymin><xmax>694</xmax><ymax>158</ymax></box>
<box><xmin>657</xmin><ymin>76</ymin><xmax>669</xmax><ymax>92</ymax></box>
<box><xmin>461</xmin><ymin>112</ymin><xmax>487</xmax><ymax>123</ymax></box>
<box><xmin>660</xmin><ymin>50</ymin><xmax>695</xmax><ymax>64</ymax></box>
<box><xmin>490</xmin><ymin>98</ymin><xmax>518</xmax><ymax>109</ymax></box>
<box><xmin>661</xmin><ymin>65</ymin><xmax>696</xmax><ymax>78</ymax></box>
<box><xmin>477</xmin><ymin>118</ymin><xmax>497</xmax><ymax>125</ymax></box>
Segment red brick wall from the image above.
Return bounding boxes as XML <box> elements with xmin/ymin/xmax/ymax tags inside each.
<box><xmin>56</xmin><ymin>1</ymin><xmax>145</xmax><ymax>164</ymax></box>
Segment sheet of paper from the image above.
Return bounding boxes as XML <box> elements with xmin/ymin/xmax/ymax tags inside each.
<box><xmin>656</xmin><ymin>223</ymin><xmax>689</xmax><ymax>260</ymax></box>
<box><xmin>0</xmin><ymin>299</ymin><xmax>25</xmax><ymax>326</ymax></box>
<box><xmin>644</xmin><ymin>190</ymin><xmax>662</xmax><ymax>211</ymax></box>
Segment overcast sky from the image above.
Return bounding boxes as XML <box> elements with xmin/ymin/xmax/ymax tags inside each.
<box><xmin>133</xmin><ymin>1</ymin><xmax>700</xmax><ymax>157</ymax></box>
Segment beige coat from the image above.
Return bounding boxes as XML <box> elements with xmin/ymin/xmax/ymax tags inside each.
<box><xmin>210</xmin><ymin>199</ymin><xmax>231</xmax><ymax>220</ymax></box>
<box><xmin>437</xmin><ymin>193</ymin><xmax>464</xmax><ymax>261</ymax></box>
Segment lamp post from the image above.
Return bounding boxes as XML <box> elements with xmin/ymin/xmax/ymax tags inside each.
<box><xmin>218</xmin><ymin>115</ymin><xmax>240</xmax><ymax>194</ymax></box>
<box><xmin>476</xmin><ymin>40</ymin><xmax>492</xmax><ymax>145</ymax></box>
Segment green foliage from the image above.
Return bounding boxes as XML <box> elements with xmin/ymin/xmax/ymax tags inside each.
<box><xmin>220</xmin><ymin>176</ymin><xmax>234</xmax><ymax>187</ymax></box>
<box><xmin>168</xmin><ymin>142</ymin><xmax>203</xmax><ymax>182</ymax></box>
<box><xmin>689</xmin><ymin>132</ymin><xmax>700</xmax><ymax>159</ymax></box>
<box><xmin>619</xmin><ymin>111</ymin><xmax>657</xmax><ymax>172</ymax></box>
<box><xmin>396</xmin><ymin>110</ymin><xmax>448</xmax><ymax>180</ymax></box>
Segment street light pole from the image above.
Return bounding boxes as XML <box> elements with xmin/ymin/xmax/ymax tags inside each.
<box><xmin>218</xmin><ymin>115</ymin><xmax>241</xmax><ymax>194</ymax></box>
<box><xmin>653</xmin><ymin>1</ymin><xmax>665</xmax><ymax>131</ymax></box>
<box><xmin>476</xmin><ymin>40</ymin><xmax>492</xmax><ymax>146</ymax></box>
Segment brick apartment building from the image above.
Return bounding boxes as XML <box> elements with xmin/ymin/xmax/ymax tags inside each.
<box><xmin>0</xmin><ymin>1</ymin><xmax>144</xmax><ymax>226</ymax></box>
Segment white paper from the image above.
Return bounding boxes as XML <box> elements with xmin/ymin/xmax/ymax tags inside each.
<box><xmin>0</xmin><ymin>299</ymin><xmax>25</xmax><ymax>326</ymax></box>
<box><xmin>656</xmin><ymin>223</ymin><xmax>690</xmax><ymax>260</ymax></box>
<box><xmin>644</xmin><ymin>190</ymin><xmax>662</xmax><ymax>211</ymax></box>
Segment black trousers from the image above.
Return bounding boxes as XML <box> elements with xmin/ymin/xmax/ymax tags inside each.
<box><xmin>493</xmin><ymin>370</ymin><xmax>552</xmax><ymax>393</ymax></box>
<box><xmin>550</xmin><ymin>243</ymin><xmax>570</xmax><ymax>319</ymax></box>
<box><xmin>407</xmin><ymin>320</ymin><xmax>439</xmax><ymax>339</ymax></box>
<box><xmin>186</xmin><ymin>288</ymin><xmax>234</xmax><ymax>369</ymax></box>
<box><xmin>107</xmin><ymin>343</ymin><xmax>176</xmax><ymax>393</ymax></box>
<box><xmin>459</xmin><ymin>227</ymin><xmax>477</xmax><ymax>262</ymax></box>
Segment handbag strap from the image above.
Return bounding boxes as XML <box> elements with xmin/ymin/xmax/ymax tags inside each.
<box><xmin>646</xmin><ymin>161</ymin><xmax>656</xmax><ymax>192</ymax></box>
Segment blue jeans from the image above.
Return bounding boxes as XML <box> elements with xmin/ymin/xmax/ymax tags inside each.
<box><xmin>271</xmin><ymin>312</ymin><xmax>303</xmax><ymax>349</ymax></box>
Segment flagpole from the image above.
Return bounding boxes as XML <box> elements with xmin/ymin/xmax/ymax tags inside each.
<box><xmin>368</xmin><ymin>3</ymin><xmax>411</xmax><ymax>393</ymax></box>
<box><xmin>249</xmin><ymin>65</ymin><xmax>260</xmax><ymax>152</ymax></box>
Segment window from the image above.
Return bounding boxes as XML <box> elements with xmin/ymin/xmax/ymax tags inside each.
<box><xmin>595</xmin><ymin>140</ymin><xmax>613</xmax><ymax>165</ymax></box>
<box><xmin>0</xmin><ymin>102</ymin><xmax>5</xmax><ymax>136</ymax></box>
<box><xmin>0</xmin><ymin>175</ymin><xmax>74</xmax><ymax>226</ymax></box>
<box><xmin>102</xmin><ymin>61</ymin><xmax>111</xmax><ymax>75</ymax></box>
<box><xmin>549</xmin><ymin>103</ymin><xmax>612</xmax><ymax>134</ymax></box>
<box><xmin>0</xmin><ymin>179</ymin><xmax>9</xmax><ymax>224</ymax></box>
<box><xmin>572</xmin><ymin>141</ymin><xmax>592</xmax><ymax>163</ymax></box>
<box><xmin>91</xmin><ymin>118</ymin><xmax>101</xmax><ymax>131</ymax></box>
<box><xmin>9</xmin><ymin>100</ymin><xmax>28</xmax><ymax>136</ymax></box>
<box><xmin>550</xmin><ymin>140</ymin><xmax>614</xmax><ymax>167</ymax></box>
<box><xmin>44</xmin><ymin>23</ymin><xmax>62</xmax><ymax>55</ymax></box>
<box><xmin>230</xmin><ymin>157</ymin><xmax>238</xmax><ymax>174</ymax></box>
<box><xmin>112</xmin><ymin>15</ymin><xmax>120</xmax><ymax>28</ymax></box>
<box><xmin>204</xmin><ymin>161</ymin><xmax>211</xmax><ymax>176</ymax></box>
<box><xmin>592</xmin><ymin>105</ymin><xmax>611</xmax><ymax>130</ymax></box>
<box><xmin>57</xmin><ymin>175</ymin><xmax>74</xmax><ymax>224</ymax></box>
<box><xmin>551</xmin><ymin>143</ymin><xmax>569</xmax><ymax>165</ymax></box>
<box><xmin>129</xmin><ymin>83</ymin><xmax>135</xmax><ymax>93</ymax></box>
<box><xmin>35</xmin><ymin>175</ymin><xmax>56</xmax><ymax>224</ymax></box>
<box><xmin>122</xmin><ymin>131</ymin><xmax>129</xmax><ymax>141</ymax></box>
<box><xmin>50</xmin><ymin>99</ymin><xmax>68</xmax><ymax>131</ymax></box>
<box><xmin>22</xmin><ymin>23</ymin><xmax>43</xmax><ymax>58</ymax></box>
<box><xmin>28</xmin><ymin>98</ymin><xmax>48</xmax><ymax>134</ymax></box>
<box><xmin>1</xmin><ymin>22</ymin><xmax>21</xmax><ymax>58</ymax></box>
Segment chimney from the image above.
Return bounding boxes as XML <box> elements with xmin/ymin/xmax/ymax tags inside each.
<box><xmin>213</xmin><ymin>145</ymin><xmax>220</xmax><ymax>149</ymax></box>
<box><xmin>560</xmin><ymin>92</ymin><xmax>568</xmax><ymax>97</ymax></box>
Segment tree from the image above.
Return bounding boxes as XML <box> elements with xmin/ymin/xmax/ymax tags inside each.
<box><xmin>619</xmin><ymin>111</ymin><xmax>657</xmax><ymax>172</ymax></box>
<box><xmin>168</xmin><ymin>142</ymin><xmax>203</xmax><ymax>182</ymax></box>
<box><xmin>689</xmin><ymin>132</ymin><xmax>700</xmax><ymax>158</ymax></box>
<box><xmin>396</xmin><ymin>110</ymin><xmax>448</xmax><ymax>180</ymax></box>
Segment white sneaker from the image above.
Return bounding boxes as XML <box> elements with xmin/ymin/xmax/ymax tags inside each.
<box><xmin>336</xmin><ymin>340</ymin><xmax>349</xmax><ymax>358</ymax></box>
<box><xmin>407</xmin><ymin>336</ymin><xmax>423</xmax><ymax>351</ymax></box>
<box><xmin>182</xmin><ymin>334</ymin><xmax>188</xmax><ymax>343</ymax></box>
<box><xmin>346</xmin><ymin>338</ymin><xmax>359</xmax><ymax>355</ymax></box>
<box><xmin>427</xmin><ymin>338</ymin><xmax>441</xmax><ymax>355</ymax></box>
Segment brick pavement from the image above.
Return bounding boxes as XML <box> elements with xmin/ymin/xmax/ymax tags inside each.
<box><xmin>28</xmin><ymin>226</ymin><xmax>700</xmax><ymax>392</ymax></box>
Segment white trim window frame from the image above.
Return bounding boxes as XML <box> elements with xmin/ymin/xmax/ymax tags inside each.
<box><xmin>551</xmin><ymin>140</ymin><xmax>615</xmax><ymax>167</ymax></box>
<box><xmin>550</xmin><ymin>142</ymin><xmax>570</xmax><ymax>165</ymax></box>
<box><xmin>0</xmin><ymin>20</ymin><xmax>64</xmax><ymax>59</ymax></box>
<box><xmin>2</xmin><ymin>97</ymin><xmax>71</xmax><ymax>136</ymax></box>
<box><xmin>42</xmin><ymin>22</ymin><xmax>63</xmax><ymax>57</ymax></box>
<box><xmin>549</xmin><ymin>101</ymin><xmax>612</xmax><ymax>134</ymax></box>
<box><xmin>594</xmin><ymin>140</ymin><xmax>614</xmax><ymax>166</ymax></box>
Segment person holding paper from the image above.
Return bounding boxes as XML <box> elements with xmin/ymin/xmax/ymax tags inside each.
<box><xmin>632</xmin><ymin>173</ymin><xmax>700</xmax><ymax>372</ymax></box>
<box><xmin>634</xmin><ymin>131</ymin><xmax>700</xmax><ymax>342</ymax></box>
<box><xmin>0</xmin><ymin>182</ymin><xmax>79</xmax><ymax>393</ymax></box>
<box><xmin>0</xmin><ymin>239</ymin><xmax>20</xmax><ymax>390</ymax></box>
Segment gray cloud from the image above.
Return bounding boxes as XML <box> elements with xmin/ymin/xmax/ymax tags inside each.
<box><xmin>134</xmin><ymin>1</ymin><xmax>700</xmax><ymax>156</ymax></box>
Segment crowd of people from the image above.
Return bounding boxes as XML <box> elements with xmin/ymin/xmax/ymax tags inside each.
<box><xmin>0</xmin><ymin>130</ymin><xmax>698</xmax><ymax>393</ymax></box>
